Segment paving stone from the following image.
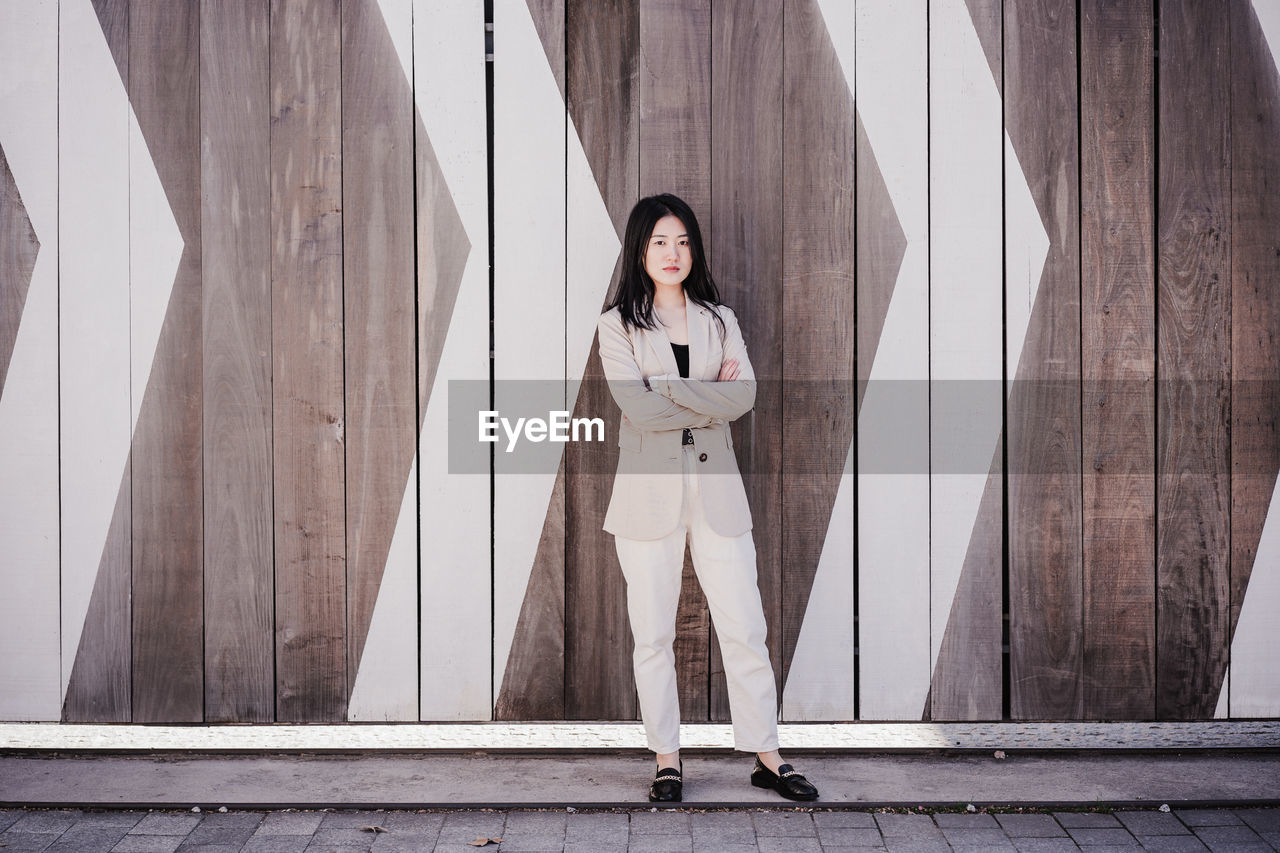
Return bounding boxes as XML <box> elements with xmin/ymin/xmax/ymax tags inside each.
<box><xmin>815</xmin><ymin>826</ymin><xmax>886</xmax><ymax>847</ymax></box>
<box><xmin>1056</xmin><ymin>812</ymin><xmax>1121</xmax><ymax>829</ymax></box>
<box><xmin>1261</xmin><ymin>830</ymin><xmax>1280</xmax><ymax>848</ymax></box>
<box><xmin>318</xmin><ymin>812</ymin><xmax>388</xmax><ymax>831</ymax></box>
<box><xmin>376</xmin><ymin>813</ymin><xmax>443</xmax><ymax>838</ymax></box>
<box><xmin>43</xmin><ymin>824</ymin><xmax>131</xmax><ymax>853</ymax></box>
<box><xmin>1177</xmin><ymin>811</ymin><xmax>1244</xmax><ymax>828</ymax></box>
<box><xmin>814</xmin><ymin>812</ymin><xmax>878</xmax><ymax>829</ymax></box>
<box><xmin>0</xmin><ymin>810</ymin><xmax>26</xmax><ymax>832</ymax></box>
<box><xmin>492</xmin><ymin>832</ymin><xmax>564</xmax><ymax>852</ymax></box>
<box><xmin>240</xmin><ymin>837</ymin><xmax>311</xmax><ymax>853</ymax></box>
<box><xmin>127</xmin><ymin>815</ymin><xmax>200</xmax><ymax>837</ymax></box>
<box><xmin>9</xmin><ymin>811</ymin><xmax>83</xmax><ymax>834</ymax></box>
<box><xmin>179</xmin><ymin>814</ymin><xmax>264</xmax><ymax>847</ymax></box>
<box><xmin>1238</xmin><ymin>810</ymin><xmax>1280</xmax><ymax>834</ymax></box>
<box><xmin>256</xmin><ymin>814</ymin><xmax>326</xmax><ymax>837</ymax></box>
<box><xmin>563</xmin><ymin>813</ymin><xmax>627</xmax><ymax>844</ymax></box>
<box><xmin>1115</xmin><ymin>811</ymin><xmax>1191</xmax><ymax>836</ymax></box>
<box><xmin>688</xmin><ymin>844</ymin><xmax>758</xmax><ymax>853</ymax></box>
<box><xmin>500</xmin><ymin>813</ymin><xmax>566</xmax><ymax>835</ymax></box>
<box><xmin>367</xmin><ymin>833</ymin><xmax>436</xmax><ymax>853</ymax></box>
<box><xmin>880</xmin><ymin>839</ymin><xmax>951</xmax><ymax>853</ymax></box>
<box><xmin>821</xmin><ymin>847</ymin><xmax>886</xmax><ymax>853</ymax></box>
<box><xmin>1136</xmin><ymin>835</ymin><xmax>1208</xmax><ymax>852</ymax></box>
<box><xmin>998</xmin><ymin>814</ymin><xmax>1069</xmax><ymax>837</ymax></box>
<box><xmin>301</xmin><ymin>844</ymin><xmax>372</xmax><ymax>853</ymax></box>
<box><xmin>942</xmin><ymin>826</ymin><xmax>1017</xmax><ymax>849</ymax></box>
<box><xmin>755</xmin><ymin>837</ymin><xmax>822</xmax><ymax>853</ymax></box>
<box><xmin>0</xmin><ymin>833</ymin><xmax>64</xmax><ymax>853</ymax></box>
<box><xmin>751</xmin><ymin>811</ymin><xmax>816</xmax><ymax>837</ymax></box>
<box><xmin>111</xmin><ymin>835</ymin><xmax>185</xmax><ymax>853</ymax></box>
<box><xmin>688</xmin><ymin>814</ymin><xmax>753</xmax><ymax>845</ymax></box>
<box><xmin>935</xmin><ymin>813</ymin><xmax>999</xmax><ymax>828</ymax></box>
<box><xmin>1011</xmin><ymin>838</ymin><xmax>1082</xmax><ymax>853</ymax></box>
<box><xmin>874</xmin><ymin>814</ymin><xmax>943</xmax><ymax>839</ymax></box>
<box><xmin>623</xmin><ymin>835</ymin><xmax>693</xmax><ymax>853</ymax></box>
<box><xmin>628</xmin><ymin>811</ymin><xmax>690</xmax><ymax>835</ymax></box>
<box><xmin>1064</xmin><ymin>826</ymin><xmax>1138</xmax><ymax>846</ymax></box>
<box><xmin>73</xmin><ymin>814</ymin><xmax>146</xmax><ymax>830</ymax></box>
<box><xmin>307</xmin><ymin>827</ymin><xmax>376</xmax><ymax>847</ymax></box>
<box><xmin>1192</xmin><ymin>824</ymin><xmax>1267</xmax><ymax>846</ymax></box>
<box><xmin>561</xmin><ymin>843</ymin><xmax>625</xmax><ymax>853</ymax></box>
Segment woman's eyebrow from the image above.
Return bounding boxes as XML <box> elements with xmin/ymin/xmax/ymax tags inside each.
<box><xmin>650</xmin><ymin>233</ymin><xmax>689</xmax><ymax>239</ymax></box>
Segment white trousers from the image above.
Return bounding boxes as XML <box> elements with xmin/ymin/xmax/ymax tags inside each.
<box><xmin>613</xmin><ymin>445</ymin><xmax>780</xmax><ymax>755</ymax></box>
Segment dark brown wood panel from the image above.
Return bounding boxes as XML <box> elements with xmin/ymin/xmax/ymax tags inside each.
<box><xmin>270</xmin><ymin>0</ymin><xmax>346</xmax><ymax>722</ymax></box>
<box><xmin>1005</xmin><ymin>0</ymin><xmax>1083</xmax><ymax>720</ymax></box>
<box><xmin>780</xmin><ymin>0</ymin><xmax>857</xmax><ymax>689</ymax></box>
<box><xmin>1229</xmin><ymin>0</ymin><xmax>1280</xmax><ymax>670</ymax></box>
<box><xmin>201</xmin><ymin>0</ymin><xmax>274</xmax><ymax>723</ymax></box>
<box><xmin>708</xmin><ymin>0</ymin><xmax>784</xmax><ymax>722</ymax></box>
<box><xmin>1080</xmin><ymin>0</ymin><xmax>1155</xmax><ymax>719</ymax></box>
<box><xmin>565</xmin><ymin>0</ymin><xmax>639</xmax><ymax>721</ymax></box>
<box><xmin>128</xmin><ymin>0</ymin><xmax>204</xmax><ymax>724</ymax></box>
<box><xmin>1156</xmin><ymin>0</ymin><xmax>1231</xmax><ymax>721</ymax></box>
<box><xmin>341</xmin><ymin>0</ymin><xmax>416</xmax><ymax>705</ymax></box>
<box><xmin>638</xmin><ymin>0</ymin><xmax>713</xmax><ymax>722</ymax></box>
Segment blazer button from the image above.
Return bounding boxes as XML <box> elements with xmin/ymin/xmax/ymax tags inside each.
<box><xmin>698</xmin><ymin>452</ymin><xmax>708</xmax><ymax>462</ymax></box>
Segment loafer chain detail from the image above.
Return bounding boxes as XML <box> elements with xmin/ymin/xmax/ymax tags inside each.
<box><xmin>649</xmin><ymin>761</ymin><xmax>683</xmax><ymax>803</ymax></box>
<box><xmin>750</xmin><ymin>757</ymin><xmax>819</xmax><ymax>801</ymax></box>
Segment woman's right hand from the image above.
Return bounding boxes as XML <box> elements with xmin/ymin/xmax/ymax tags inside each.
<box><xmin>717</xmin><ymin>358</ymin><xmax>740</xmax><ymax>382</ymax></box>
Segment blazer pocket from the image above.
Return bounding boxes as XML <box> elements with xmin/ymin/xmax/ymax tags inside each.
<box><xmin>618</xmin><ymin>424</ymin><xmax>643</xmax><ymax>453</ymax></box>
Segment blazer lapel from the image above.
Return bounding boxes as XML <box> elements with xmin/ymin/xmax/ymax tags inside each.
<box><xmin>687</xmin><ymin>305</ymin><xmax>712</xmax><ymax>380</ymax></box>
<box><xmin>640</xmin><ymin>318</ymin><xmax>682</xmax><ymax>378</ymax></box>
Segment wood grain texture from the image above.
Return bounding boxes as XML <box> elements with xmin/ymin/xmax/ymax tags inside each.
<box><xmin>1156</xmin><ymin>0</ymin><xmax>1231</xmax><ymax>721</ymax></box>
<box><xmin>1005</xmin><ymin>0</ymin><xmax>1083</xmax><ymax>720</ymax></box>
<box><xmin>709</xmin><ymin>0</ymin><xmax>783</xmax><ymax>722</ymax></box>
<box><xmin>780</xmin><ymin>0</ymin><xmax>857</xmax><ymax>692</ymax></box>
<box><xmin>638</xmin><ymin>0</ymin><xmax>713</xmax><ymax>722</ymax></box>
<box><xmin>1080</xmin><ymin>0</ymin><xmax>1155</xmax><ymax>720</ymax></box>
<box><xmin>128</xmin><ymin>0</ymin><xmax>204</xmax><ymax>724</ymax></box>
<box><xmin>564</xmin><ymin>0</ymin><xmax>640</xmax><ymax>722</ymax></box>
<box><xmin>270</xmin><ymin>0</ymin><xmax>346</xmax><ymax>722</ymax></box>
<box><xmin>341</xmin><ymin>0</ymin><xmax>416</xmax><ymax>713</ymax></box>
<box><xmin>201</xmin><ymin>0</ymin><xmax>274</xmax><ymax>723</ymax></box>
<box><xmin>1228</xmin><ymin>0</ymin><xmax>1280</xmax><ymax>716</ymax></box>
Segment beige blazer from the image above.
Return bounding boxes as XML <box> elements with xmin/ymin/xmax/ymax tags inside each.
<box><xmin>596</xmin><ymin>302</ymin><xmax>756</xmax><ymax>540</ymax></box>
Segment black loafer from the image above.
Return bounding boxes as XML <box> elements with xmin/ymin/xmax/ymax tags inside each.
<box><xmin>750</xmin><ymin>757</ymin><xmax>818</xmax><ymax>801</ymax></box>
<box><xmin>649</xmin><ymin>761</ymin><xmax>683</xmax><ymax>802</ymax></box>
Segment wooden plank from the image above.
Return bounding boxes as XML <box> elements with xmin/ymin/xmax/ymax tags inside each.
<box><xmin>854</xmin><ymin>0</ymin><xmax>930</xmax><ymax>721</ymax></box>
<box><xmin>779</xmin><ymin>0</ymin><xmax>857</xmax><ymax>700</ymax></box>
<box><xmin>1005</xmin><ymin>0</ymin><xmax>1083</xmax><ymax>720</ymax></box>
<box><xmin>926</xmin><ymin>0</ymin><xmax>1003</xmax><ymax>721</ymax></box>
<box><xmin>201</xmin><ymin>0</ymin><xmax>274</xmax><ymax>723</ymax></box>
<box><xmin>708</xmin><ymin>0</ymin><xmax>783</xmax><ymax>722</ymax></box>
<box><xmin>1156</xmin><ymin>0</ymin><xmax>1231</xmax><ymax>722</ymax></box>
<box><xmin>59</xmin><ymin>0</ymin><xmax>132</xmax><ymax>722</ymax></box>
<box><xmin>413</xmin><ymin>0</ymin><xmax>490</xmax><ymax>719</ymax></box>
<box><xmin>492</xmin><ymin>0</ymin><xmax>566</xmax><ymax>720</ymax></box>
<box><xmin>0</xmin><ymin>0</ymin><xmax>60</xmax><ymax>721</ymax></box>
<box><xmin>1080</xmin><ymin>0</ymin><xmax>1155</xmax><ymax>720</ymax></box>
<box><xmin>270</xmin><ymin>0</ymin><xmax>347</xmax><ymax>722</ymax></box>
<box><xmin>1226</xmin><ymin>0</ymin><xmax>1280</xmax><ymax>717</ymax></box>
<box><xmin>128</xmin><ymin>0</ymin><xmax>204</xmax><ymax>724</ymax></box>
<box><xmin>638</xmin><ymin>0</ymin><xmax>713</xmax><ymax>723</ymax></box>
<box><xmin>563</xmin><ymin>0</ymin><xmax>640</xmax><ymax>721</ymax></box>
<box><xmin>340</xmin><ymin>0</ymin><xmax>416</xmax><ymax>720</ymax></box>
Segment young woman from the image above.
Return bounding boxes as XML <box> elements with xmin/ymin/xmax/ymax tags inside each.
<box><xmin>596</xmin><ymin>193</ymin><xmax>819</xmax><ymax>803</ymax></box>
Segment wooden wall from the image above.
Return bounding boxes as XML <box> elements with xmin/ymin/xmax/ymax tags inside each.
<box><xmin>1</xmin><ymin>0</ymin><xmax>1279</xmax><ymax>724</ymax></box>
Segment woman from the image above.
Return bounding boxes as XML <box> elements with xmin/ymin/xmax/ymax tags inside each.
<box><xmin>596</xmin><ymin>193</ymin><xmax>819</xmax><ymax>803</ymax></box>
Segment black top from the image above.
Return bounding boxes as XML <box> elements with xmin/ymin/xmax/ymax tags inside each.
<box><xmin>670</xmin><ymin>342</ymin><xmax>690</xmax><ymax>379</ymax></box>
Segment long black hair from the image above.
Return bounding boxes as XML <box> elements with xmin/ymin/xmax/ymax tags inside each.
<box><xmin>607</xmin><ymin>193</ymin><xmax>725</xmax><ymax>337</ymax></box>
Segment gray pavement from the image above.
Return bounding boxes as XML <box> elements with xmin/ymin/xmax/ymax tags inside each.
<box><xmin>2</xmin><ymin>805</ymin><xmax>1280</xmax><ymax>852</ymax></box>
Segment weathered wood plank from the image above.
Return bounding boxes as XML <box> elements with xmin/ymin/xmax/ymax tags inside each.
<box><xmin>1005</xmin><ymin>0</ymin><xmax>1083</xmax><ymax>720</ymax></box>
<box><xmin>1156</xmin><ymin>0</ymin><xmax>1231</xmax><ymax>722</ymax></box>
<box><xmin>0</xmin><ymin>0</ymin><xmax>61</xmax><ymax>720</ymax></box>
<box><xmin>60</xmin><ymin>0</ymin><xmax>132</xmax><ymax>723</ymax></box>
<box><xmin>708</xmin><ymin>0</ymin><xmax>783</xmax><ymax>722</ymax></box>
<box><xmin>270</xmin><ymin>0</ymin><xmax>347</xmax><ymax>722</ymax></box>
<box><xmin>341</xmin><ymin>0</ymin><xmax>416</xmax><ymax>720</ymax></box>
<box><xmin>927</xmin><ymin>0</ymin><xmax>1003</xmax><ymax>721</ymax></box>
<box><xmin>564</xmin><ymin>0</ymin><xmax>640</xmax><ymax>721</ymax></box>
<box><xmin>201</xmin><ymin>0</ymin><xmax>274</xmax><ymax>723</ymax></box>
<box><xmin>1080</xmin><ymin>0</ymin><xmax>1155</xmax><ymax>720</ymax></box>
<box><xmin>129</xmin><ymin>0</ymin><xmax>204</xmax><ymax>724</ymax></box>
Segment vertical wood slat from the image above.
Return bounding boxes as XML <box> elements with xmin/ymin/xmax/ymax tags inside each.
<box><xmin>201</xmin><ymin>0</ymin><xmax>274</xmax><ymax>723</ymax></box>
<box><xmin>1005</xmin><ymin>0</ymin><xmax>1083</xmax><ymax>719</ymax></box>
<box><xmin>0</xmin><ymin>0</ymin><xmax>62</xmax><ymax>721</ymax></box>
<box><xmin>129</xmin><ymin>0</ymin><xmax>204</xmax><ymax>724</ymax></box>
<box><xmin>780</xmin><ymin>0</ymin><xmax>858</xmax><ymax>699</ymax></box>
<box><xmin>1156</xmin><ymin>0</ymin><xmax>1231</xmax><ymax>721</ymax></box>
<box><xmin>341</xmin><ymin>0</ymin><xmax>417</xmax><ymax>718</ymax></box>
<box><xmin>1080</xmin><ymin>0</ymin><xmax>1155</xmax><ymax>719</ymax></box>
<box><xmin>564</xmin><ymin>0</ymin><xmax>640</xmax><ymax>721</ymax></box>
<box><xmin>59</xmin><ymin>0</ymin><xmax>132</xmax><ymax>723</ymax></box>
<box><xmin>270</xmin><ymin>0</ymin><xmax>346</xmax><ymax>722</ymax></box>
<box><xmin>709</xmin><ymin>0</ymin><xmax>784</xmax><ymax>722</ymax></box>
<box><xmin>1226</xmin><ymin>0</ymin><xmax>1280</xmax><ymax>717</ymax></box>
<box><xmin>637</xmin><ymin>0</ymin><xmax>713</xmax><ymax>722</ymax></box>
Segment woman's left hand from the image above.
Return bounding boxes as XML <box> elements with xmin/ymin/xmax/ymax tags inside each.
<box><xmin>717</xmin><ymin>358</ymin><xmax>740</xmax><ymax>382</ymax></box>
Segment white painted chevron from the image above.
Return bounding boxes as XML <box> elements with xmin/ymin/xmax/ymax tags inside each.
<box><xmin>0</xmin><ymin>0</ymin><xmax>60</xmax><ymax>721</ymax></box>
<box><xmin>413</xmin><ymin>0</ymin><xmax>491</xmax><ymax>720</ymax></box>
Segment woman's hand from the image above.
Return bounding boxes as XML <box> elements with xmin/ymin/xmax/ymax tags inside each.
<box><xmin>717</xmin><ymin>358</ymin><xmax>740</xmax><ymax>382</ymax></box>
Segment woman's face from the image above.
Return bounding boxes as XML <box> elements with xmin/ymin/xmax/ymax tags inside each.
<box><xmin>643</xmin><ymin>214</ymin><xmax>692</xmax><ymax>291</ymax></box>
